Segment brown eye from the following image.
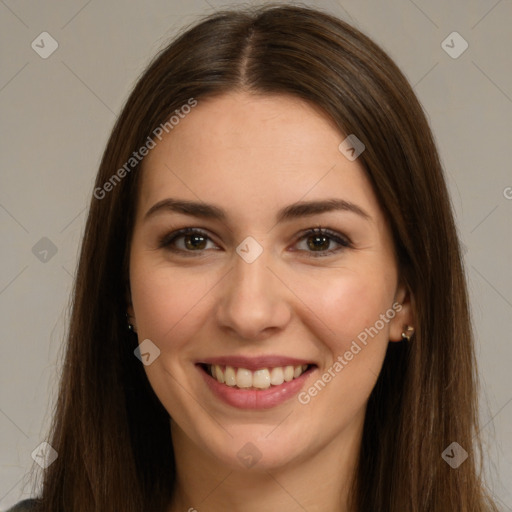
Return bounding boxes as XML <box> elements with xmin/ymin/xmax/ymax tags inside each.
<box><xmin>183</xmin><ymin>233</ymin><xmax>208</xmax><ymax>250</ymax></box>
<box><xmin>158</xmin><ymin>228</ymin><xmax>217</xmax><ymax>254</ymax></box>
<box><xmin>295</xmin><ymin>227</ymin><xmax>351</xmax><ymax>257</ymax></box>
<box><xmin>306</xmin><ymin>233</ymin><xmax>331</xmax><ymax>251</ymax></box>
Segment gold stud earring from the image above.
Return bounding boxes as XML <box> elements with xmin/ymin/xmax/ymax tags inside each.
<box><xmin>401</xmin><ymin>325</ymin><xmax>415</xmax><ymax>341</ymax></box>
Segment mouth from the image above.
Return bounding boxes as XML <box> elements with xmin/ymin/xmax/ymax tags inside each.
<box><xmin>196</xmin><ymin>359</ymin><xmax>317</xmax><ymax>409</ymax></box>
<box><xmin>200</xmin><ymin>363</ymin><xmax>313</xmax><ymax>390</ymax></box>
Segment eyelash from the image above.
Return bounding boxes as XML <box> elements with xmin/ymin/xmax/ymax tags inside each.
<box><xmin>157</xmin><ymin>226</ymin><xmax>352</xmax><ymax>258</ymax></box>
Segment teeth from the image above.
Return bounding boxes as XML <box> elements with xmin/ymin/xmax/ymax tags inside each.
<box><xmin>214</xmin><ymin>365</ymin><xmax>224</xmax><ymax>384</ymax></box>
<box><xmin>225</xmin><ymin>366</ymin><xmax>236</xmax><ymax>386</ymax></box>
<box><xmin>270</xmin><ymin>367</ymin><xmax>284</xmax><ymax>385</ymax></box>
<box><xmin>253</xmin><ymin>369</ymin><xmax>271</xmax><ymax>389</ymax></box>
<box><xmin>207</xmin><ymin>364</ymin><xmax>309</xmax><ymax>390</ymax></box>
<box><xmin>236</xmin><ymin>368</ymin><xmax>252</xmax><ymax>388</ymax></box>
<box><xmin>284</xmin><ymin>366</ymin><xmax>294</xmax><ymax>382</ymax></box>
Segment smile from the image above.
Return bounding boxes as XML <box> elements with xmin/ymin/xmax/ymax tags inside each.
<box><xmin>197</xmin><ymin>357</ymin><xmax>317</xmax><ymax>409</ymax></box>
<box><xmin>205</xmin><ymin>363</ymin><xmax>310</xmax><ymax>390</ymax></box>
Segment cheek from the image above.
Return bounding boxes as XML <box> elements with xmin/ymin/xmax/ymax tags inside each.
<box><xmin>129</xmin><ymin>259</ymin><xmax>216</xmax><ymax>350</ymax></box>
<box><xmin>293</xmin><ymin>267</ymin><xmax>396</xmax><ymax>349</ymax></box>
<box><xmin>293</xmin><ymin>273</ymin><xmax>394</xmax><ymax>414</ymax></box>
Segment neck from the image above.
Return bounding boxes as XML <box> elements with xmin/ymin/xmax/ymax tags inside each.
<box><xmin>166</xmin><ymin>413</ymin><xmax>364</xmax><ymax>512</ymax></box>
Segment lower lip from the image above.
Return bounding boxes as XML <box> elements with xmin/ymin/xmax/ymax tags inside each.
<box><xmin>198</xmin><ymin>365</ymin><xmax>315</xmax><ymax>409</ymax></box>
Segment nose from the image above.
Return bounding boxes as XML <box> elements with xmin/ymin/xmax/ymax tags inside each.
<box><xmin>214</xmin><ymin>244</ymin><xmax>292</xmax><ymax>341</ymax></box>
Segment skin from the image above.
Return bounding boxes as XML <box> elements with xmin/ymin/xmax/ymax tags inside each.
<box><xmin>127</xmin><ymin>92</ymin><xmax>414</xmax><ymax>512</ymax></box>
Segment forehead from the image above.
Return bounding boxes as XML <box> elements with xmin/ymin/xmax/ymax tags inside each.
<box><xmin>137</xmin><ymin>92</ymin><xmax>379</xmax><ymax>224</ymax></box>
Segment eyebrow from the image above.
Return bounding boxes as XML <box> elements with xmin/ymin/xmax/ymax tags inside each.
<box><xmin>143</xmin><ymin>197</ymin><xmax>371</xmax><ymax>223</ymax></box>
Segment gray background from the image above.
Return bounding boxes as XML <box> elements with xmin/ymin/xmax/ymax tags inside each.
<box><xmin>0</xmin><ymin>0</ymin><xmax>511</xmax><ymax>509</ymax></box>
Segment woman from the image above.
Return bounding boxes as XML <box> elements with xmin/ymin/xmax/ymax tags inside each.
<box><xmin>9</xmin><ymin>4</ymin><xmax>498</xmax><ymax>511</ymax></box>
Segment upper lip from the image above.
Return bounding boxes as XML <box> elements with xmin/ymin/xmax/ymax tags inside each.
<box><xmin>198</xmin><ymin>355</ymin><xmax>316</xmax><ymax>371</ymax></box>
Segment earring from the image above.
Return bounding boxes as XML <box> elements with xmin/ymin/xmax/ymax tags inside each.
<box><xmin>126</xmin><ymin>313</ymin><xmax>136</xmax><ymax>333</ymax></box>
<box><xmin>401</xmin><ymin>325</ymin><xmax>415</xmax><ymax>341</ymax></box>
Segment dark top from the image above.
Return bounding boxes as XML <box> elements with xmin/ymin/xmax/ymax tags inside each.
<box><xmin>5</xmin><ymin>499</ymin><xmax>38</xmax><ymax>511</ymax></box>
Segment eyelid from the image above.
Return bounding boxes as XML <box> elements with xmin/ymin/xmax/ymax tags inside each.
<box><xmin>292</xmin><ymin>226</ymin><xmax>352</xmax><ymax>257</ymax></box>
<box><xmin>157</xmin><ymin>227</ymin><xmax>219</xmax><ymax>254</ymax></box>
<box><xmin>296</xmin><ymin>226</ymin><xmax>351</xmax><ymax>244</ymax></box>
<box><xmin>157</xmin><ymin>226</ymin><xmax>352</xmax><ymax>256</ymax></box>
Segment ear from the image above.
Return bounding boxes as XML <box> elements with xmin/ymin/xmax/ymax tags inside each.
<box><xmin>388</xmin><ymin>279</ymin><xmax>415</xmax><ymax>342</ymax></box>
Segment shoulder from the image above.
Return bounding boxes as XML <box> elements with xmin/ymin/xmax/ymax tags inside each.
<box><xmin>4</xmin><ymin>498</ymin><xmax>38</xmax><ymax>511</ymax></box>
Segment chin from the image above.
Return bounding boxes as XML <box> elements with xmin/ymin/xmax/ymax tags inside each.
<box><xmin>188</xmin><ymin>416</ymin><xmax>318</xmax><ymax>472</ymax></box>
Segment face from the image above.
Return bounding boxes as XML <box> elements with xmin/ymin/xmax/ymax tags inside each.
<box><xmin>127</xmin><ymin>92</ymin><xmax>413</xmax><ymax>471</ymax></box>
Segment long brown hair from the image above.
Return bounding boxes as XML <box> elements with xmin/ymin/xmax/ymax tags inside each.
<box><xmin>27</xmin><ymin>4</ymin><xmax>497</xmax><ymax>511</ymax></box>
